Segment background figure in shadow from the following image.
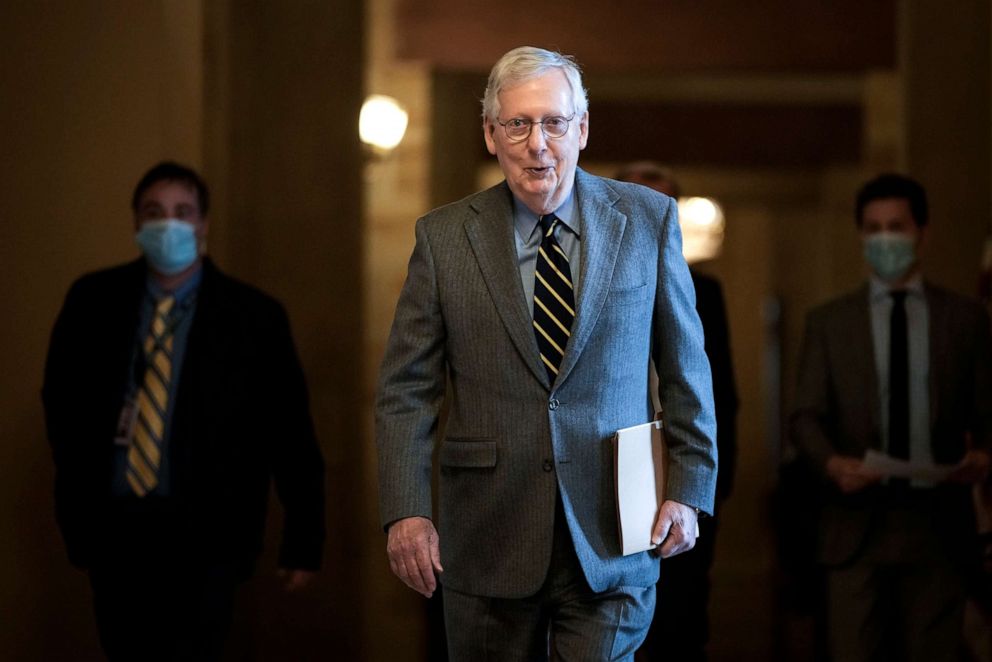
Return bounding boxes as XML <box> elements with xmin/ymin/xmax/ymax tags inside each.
<box><xmin>616</xmin><ymin>162</ymin><xmax>740</xmax><ymax>662</ymax></box>
<box><xmin>42</xmin><ymin>162</ymin><xmax>325</xmax><ymax>661</ymax></box>
<box><xmin>789</xmin><ymin>174</ymin><xmax>991</xmax><ymax>662</ymax></box>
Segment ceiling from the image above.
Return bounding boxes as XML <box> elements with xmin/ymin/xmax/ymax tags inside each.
<box><xmin>397</xmin><ymin>0</ymin><xmax>896</xmax><ymax>75</ymax></box>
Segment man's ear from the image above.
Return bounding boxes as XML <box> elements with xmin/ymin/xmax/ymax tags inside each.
<box><xmin>483</xmin><ymin>120</ymin><xmax>498</xmax><ymax>156</ymax></box>
<box><xmin>577</xmin><ymin>111</ymin><xmax>590</xmax><ymax>150</ymax></box>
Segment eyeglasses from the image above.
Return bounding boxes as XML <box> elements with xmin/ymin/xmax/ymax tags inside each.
<box><xmin>495</xmin><ymin>115</ymin><xmax>575</xmax><ymax>142</ymax></box>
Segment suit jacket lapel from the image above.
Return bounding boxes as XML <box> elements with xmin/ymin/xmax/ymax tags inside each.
<box><xmin>465</xmin><ymin>183</ymin><xmax>551</xmax><ymax>388</ymax></box>
<box><xmin>112</xmin><ymin>260</ymin><xmax>152</xmax><ymax>401</ymax></box>
<box><xmin>170</xmin><ymin>258</ymin><xmax>223</xmax><ymax>492</ymax></box>
<box><xmin>850</xmin><ymin>285</ymin><xmax>883</xmax><ymax>441</ymax></box>
<box><xmin>555</xmin><ymin>170</ymin><xmax>626</xmax><ymax>387</ymax></box>
<box><xmin>924</xmin><ymin>281</ymin><xmax>946</xmax><ymax>430</ymax></box>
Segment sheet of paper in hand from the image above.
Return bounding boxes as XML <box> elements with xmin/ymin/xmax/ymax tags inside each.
<box><xmin>613</xmin><ymin>419</ymin><xmax>667</xmax><ymax>556</ymax></box>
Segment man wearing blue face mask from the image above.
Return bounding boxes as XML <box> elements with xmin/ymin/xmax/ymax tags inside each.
<box><xmin>790</xmin><ymin>173</ymin><xmax>992</xmax><ymax>661</ymax></box>
<box><xmin>42</xmin><ymin>162</ymin><xmax>325</xmax><ymax>661</ymax></box>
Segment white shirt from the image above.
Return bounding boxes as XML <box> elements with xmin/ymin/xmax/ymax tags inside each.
<box><xmin>868</xmin><ymin>274</ymin><xmax>932</xmax><ymax>486</ymax></box>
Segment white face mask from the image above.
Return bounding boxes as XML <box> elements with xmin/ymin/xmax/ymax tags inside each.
<box><xmin>863</xmin><ymin>232</ymin><xmax>916</xmax><ymax>283</ymax></box>
<box><xmin>135</xmin><ymin>219</ymin><xmax>199</xmax><ymax>275</ymax></box>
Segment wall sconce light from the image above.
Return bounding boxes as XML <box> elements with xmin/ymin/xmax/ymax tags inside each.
<box><xmin>359</xmin><ymin>94</ymin><xmax>408</xmax><ymax>155</ymax></box>
<box><xmin>677</xmin><ymin>196</ymin><xmax>725</xmax><ymax>264</ymax></box>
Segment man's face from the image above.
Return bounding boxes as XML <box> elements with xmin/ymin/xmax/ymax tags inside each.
<box><xmin>859</xmin><ymin>196</ymin><xmax>925</xmax><ymax>282</ymax></box>
<box><xmin>859</xmin><ymin>197</ymin><xmax>921</xmax><ymax>242</ymax></box>
<box><xmin>134</xmin><ymin>179</ymin><xmax>207</xmax><ymax>238</ymax></box>
<box><xmin>484</xmin><ymin>70</ymin><xmax>588</xmax><ymax>215</ymax></box>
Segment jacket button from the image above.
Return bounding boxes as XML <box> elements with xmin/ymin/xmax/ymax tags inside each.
<box><xmin>549</xmin><ymin>398</ymin><xmax>560</xmax><ymax>410</ymax></box>
<box><xmin>542</xmin><ymin>459</ymin><xmax>554</xmax><ymax>472</ymax></box>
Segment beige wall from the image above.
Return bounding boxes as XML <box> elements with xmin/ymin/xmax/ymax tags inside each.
<box><xmin>903</xmin><ymin>0</ymin><xmax>992</xmax><ymax>294</ymax></box>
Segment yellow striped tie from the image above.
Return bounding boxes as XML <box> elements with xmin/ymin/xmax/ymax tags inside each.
<box><xmin>126</xmin><ymin>295</ymin><xmax>176</xmax><ymax>497</ymax></box>
<box><xmin>533</xmin><ymin>214</ymin><xmax>575</xmax><ymax>382</ymax></box>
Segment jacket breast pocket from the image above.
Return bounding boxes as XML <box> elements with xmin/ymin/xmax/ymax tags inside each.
<box><xmin>439</xmin><ymin>438</ymin><xmax>497</xmax><ymax>468</ymax></box>
<box><xmin>605</xmin><ymin>283</ymin><xmax>649</xmax><ymax>307</ymax></box>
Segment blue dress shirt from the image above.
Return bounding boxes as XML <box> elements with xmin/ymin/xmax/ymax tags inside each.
<box><xmin>512</xmin><ymin>188</ymin><xmax>582</xmax><ymax>316</ymax></box>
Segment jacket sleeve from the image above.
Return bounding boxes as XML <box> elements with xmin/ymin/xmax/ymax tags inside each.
<box><xmin>41</xmin><ymin>280</ymin><xmax>97</xmax><ymax>568</ymax></box>
<box><xmin>651</xmin><ymin>197</ymin><xmax>718</xmax><ymax>516</ymax></box>
<box><xmin>264</xmin><ymin>302</ymin><xmax>326</xmax><ymax>570</ymax></box>
<box><xmin>374</xmin><ymin>218</ymin><xmax>447</xmax><ymax>530</ymax></box>
<box><xmin>789</xmin><ymin>308</ymin><xmax>838</xmax><ymax>476</ymax></box>
<box><xmin>695</xmin><ymin>275</ymin><xmax>739</xmax><ymax>502</ymax></box>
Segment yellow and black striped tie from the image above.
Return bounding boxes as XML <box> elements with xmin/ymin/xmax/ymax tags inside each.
<box><xmin>126</xmin><ymin>294</ymin><xmax>176</xmax><ymax>497</ymax></box>
<box><xmin>533</xmin><ymin>214</ymin><xmax>575</xmax><ymax>382</ymax></box>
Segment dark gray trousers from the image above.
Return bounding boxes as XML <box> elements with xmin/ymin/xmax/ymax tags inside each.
<box><xmin>826</xmin><ymin>501</ymin><xmax>966</xmax><ymax>662</ymax></box>
<box><xmin>443</xmin><ymin>498</ymin><xmax>655</xmax><ymax>661</ymax></box>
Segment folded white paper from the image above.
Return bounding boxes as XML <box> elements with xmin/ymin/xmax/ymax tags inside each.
<box><xmin>862</xmin><ymin>449</ymin><xmax>955</xmax><ymax>482</ymax></box>
<box><xmin>613</xmin><ymin>420</ymin><xmax>668</xmax><ymax>556</ymax></box>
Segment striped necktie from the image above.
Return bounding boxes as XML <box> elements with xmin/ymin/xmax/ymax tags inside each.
<box><xmin>533</xmin><ymin>214</ymin><xmax>575</xmax><ymax>382</ymax></box>
<box><xmin>127</xmin><ymin>294</ymin><xmax>176</xmax><ymax>497</ymax></box>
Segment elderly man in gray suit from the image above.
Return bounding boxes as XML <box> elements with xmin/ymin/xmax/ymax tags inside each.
<box><xmin>790</xmin><ymin>174</ymin><xmax>992</xmax><ymax>661</ymax></box>
<box><xmin>375</xmin><ymin>46</ymin><xmax>717</xmax><ymax>661</ymax></box>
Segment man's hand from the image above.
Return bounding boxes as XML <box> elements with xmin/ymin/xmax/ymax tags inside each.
<box><xmin>946</xmin><ymin>449</ymin><xmax>992</xmax><ymax>484</ymax></box>
<box><xmin>825</xmin><ymin>455</ymin><xmax>882</xmax><ymax>494</ymax></box>
<box><xmin>386</xmin><ymin>516</ymin><xmax>443</xmax><ymax>598</ymax></box>
<box><xmin>652</xmin><ymin>500</ymin><xmax>699</xmax><ymax>558</ymax></box>
<box><xmin>277</xmin><ymin>568</ymin><xmax>317</xmax><ymax>592</ymax></box>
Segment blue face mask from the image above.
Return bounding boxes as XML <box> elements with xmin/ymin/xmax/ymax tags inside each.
<box><xmin>863</xmin><ymin>232</ymin><xmax>916</xmax><ymax>283</ymax></box>
<box><xmin>135</xmin><ymin>219</ymin><xmax>199</xmax><ymax>276</ymax></box>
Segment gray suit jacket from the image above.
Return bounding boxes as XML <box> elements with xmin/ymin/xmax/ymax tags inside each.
<box><xmin>376</xmin><ymin>169</ymin><xmax>717</xmax><ymax>598</ymax></box>
<box><xmin>790</xmin><ymin>281</ymin><xmax>992</xmax><ymax>566</ymax></box>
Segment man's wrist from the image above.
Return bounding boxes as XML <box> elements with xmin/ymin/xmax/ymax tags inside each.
<box><xmin>673</xmin><ymin>500</ymin><xmax>702</xmax><ymax>517</ymax></box>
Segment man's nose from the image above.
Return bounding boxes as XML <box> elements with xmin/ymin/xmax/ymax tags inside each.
<box><xmin>526</xmin><ymin>124</ymin><xmax>548</xmax><ymax>151</ymax></box>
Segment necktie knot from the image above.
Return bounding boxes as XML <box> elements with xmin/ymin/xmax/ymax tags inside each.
<box><xmin>539</xmin><ymin>214</ymin><xmax>558</xmax><ymax>238</ymax></box>
<box><xmin>149</xmin><ymin>295</ymin><xmax>177</xmax><ymax>346</ymax></box>
<box><xmin>155</xmin><ymin>294</ymin><xmax>176</xmax><ymax>319</ymax></box>
<box><xmin>889</xmin><ymin>290</ymin><xmax>907</xmax><ymax>306</ymax></box>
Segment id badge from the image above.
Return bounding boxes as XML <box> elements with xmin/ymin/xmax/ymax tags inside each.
<box><xmin>114</xmin><ymin>396</ymin><xmax>139</xmax><ymax>446</ymax></box>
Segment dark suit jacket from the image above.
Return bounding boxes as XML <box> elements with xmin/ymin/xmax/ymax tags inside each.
<box><xmin>790</xmin><ymin>281</ymin><xmax>992</xmax><ymax>566</ymax></box>
<box><xmin>42</xmin><ymin>258</ymin><xmax>324</xmax><ymax>574</ymax></box>
<box><xmin>376</xmin><ymin>169</ymin><xmax>717</xmax><ymax>598</ymax></box>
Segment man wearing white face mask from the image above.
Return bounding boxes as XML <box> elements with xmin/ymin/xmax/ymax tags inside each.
<box><xmin>790</xmin><ymin>173</ymin><xmax>992</xmax><ymax>661</ymax></box>
<box><xmin>42</xmin><ymin>162</ymin><xmax>325</xmax><ymax>661</ymax></box>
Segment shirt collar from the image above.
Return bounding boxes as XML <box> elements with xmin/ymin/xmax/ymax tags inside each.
<box><xmin>868</xmin><ymin>272</ymin><xmax>924</xmax><ymax>302</ymax></box>
<box><xmin>512</xmin><ymin>187</ymin><xmax>581</xmax><ymax>243</ymax></box>
<box><xmin>146</xmin><ymin>265</ymin><xmax>203</xmax><ymax>305</ymax></box>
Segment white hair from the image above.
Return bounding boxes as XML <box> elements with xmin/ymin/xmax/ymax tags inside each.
<box><xmin>482</xmin><ymin>46</ymin><xmax>588</xmax><ymax>122</ymax></box>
